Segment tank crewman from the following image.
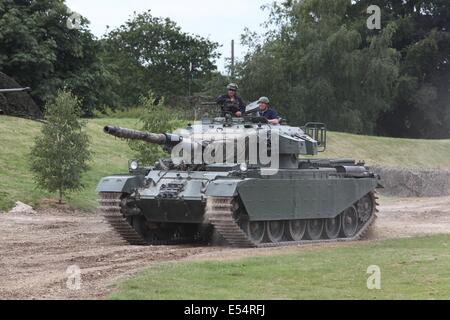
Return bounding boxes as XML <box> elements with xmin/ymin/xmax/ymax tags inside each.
<box><xmin>216</xmin><ymin>83</ymin><xmax>246</xmax><ymax>117</ymax></box>
<box><xmin>257</xmin><ymin>96</ymin><xmax>280</xmax><ymax>125</ymax></box>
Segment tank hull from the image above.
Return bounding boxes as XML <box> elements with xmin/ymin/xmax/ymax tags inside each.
<box><xmin>98</xmin><ymin>164</ymin><xmax>380</xmax><ymax>247</ymax></box>
<box><xmin>138</xmin><ymin>199</ymin><xmax>206</xmax><ymax>223</ymax></box>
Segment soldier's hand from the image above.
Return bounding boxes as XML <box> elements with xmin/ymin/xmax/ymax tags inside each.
<box><xmin>269</xmin><ymin>118</ymin><xmax>280</xmax><ymax>125</ymax></box>
<box><xmin>235</xmin><ymin>111</ymin><xmax>242</xmax><ymax>117</ymax></box>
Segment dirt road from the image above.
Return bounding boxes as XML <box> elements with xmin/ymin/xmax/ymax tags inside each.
<box><xmin>0</xmin><ymin>208</ymin><xmax>218</xmax><ymax>299</ymax></box>
<box><xmin>1</xmin><ymin>196</ymin><xmax>450</xmax><ymax>300</ymax></box>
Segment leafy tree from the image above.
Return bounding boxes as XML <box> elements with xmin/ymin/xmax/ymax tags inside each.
<box><xmin>129</xmin><ymin>93</ymin><xmax>178</xmax><ymax>165</ymax></box>
<box><xmin>102</xmin><ymin>11</ymin><xmax>220</xmax><ymax>107</ymax></box>
<box><xmin>0</xmin><ymin>0</ymin><xmax>116</xmax><ymax>114</ymax></box>
<box><xmin>355</xmin><ymin>0</ymin><xmax>450</xmax><ymax>138</ymax></box>
<box><xmin>200</xmin><ymin>71</ymin><xmax>231</xmax><ymax>97</ymax></box>
<box><xmin>30</xmin><ymin>89</ymin><xmax>91</xmax><ymax>204</ymax></box>
<box><xmin>238</xmin><ymin>0</ymin><xmax>399</xmax><ymax>134</ymax></box>
<box><xmin>239</xmin><ymin>0</ymin><xmax>449</xmax><ymax>138</ymax></box>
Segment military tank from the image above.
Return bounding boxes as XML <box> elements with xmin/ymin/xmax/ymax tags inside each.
<box><xmin>0</xmin><ymin>87</ymin><xmax>28</xmax><ymax>115</ymax></box>
<box><xmin>0</xmin><ymin>87</ymin><xmax>41</xmax><ymax>119</ymax></box>
<box><xmin>97</xmin><ymin>102</ymin><xmax>380</xmax><ymax>247</ymax></box>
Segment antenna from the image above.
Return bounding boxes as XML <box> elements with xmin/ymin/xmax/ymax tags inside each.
<box><xmin>188</xmin><ymin>62</ymin><xmax>192</xmax><ymax>96</ymax></box>
<box><xmin>231</xmin><ymin>39</ymin><xmax>235</xmax><ymax>80</ymax></box>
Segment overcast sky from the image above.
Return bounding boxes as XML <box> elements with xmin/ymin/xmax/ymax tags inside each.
<box><xmin>65</xmin><ymin>0</ymin><xmax>272</xmax><ymax>73</ymax></box>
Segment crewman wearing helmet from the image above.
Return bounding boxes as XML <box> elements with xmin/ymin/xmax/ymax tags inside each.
<box><xmin>257</xmin><ymin>96</ymin><xmax>280</xmax><ymax>125</ymax></box>
<box><xmin>216</xmin><ymin>83</ymin><xmax>246</xmax><ymax>117</ymax></box>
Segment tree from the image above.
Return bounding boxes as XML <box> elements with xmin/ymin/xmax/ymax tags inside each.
<box><xmin>355</xmin><ymin>0</ymin><xmax>450</xmax><ymax>138</ymax></box>
<box><xmin>30</xmin><ymin>89</ymin><xmax>91</xmax><ymax>204</ymax></box>
<box><xmin>238</xmin><ymin>0</ymin><xmax>399</xmax><ymax>134</ymax></box>
<box><xmin>200</xmin><ymin>71</ymin><xmax>231</xmax><ymax>97</ymax></box>
<box><xmin>0</xmin><ymin>0</ymin><xmax>116</xmax><ymax>115</ymax></box>
<box><xmin>129</xmin><ymin>93</ymin><xmax>179</xmax><ymax>165</ymax></box>
<box><xmin>239</xmin><ymin>0</ymin><xmax>450</xmax><ymax>138</ymax></box>
<box><xmin>102</xmin><ymin>11</ymin><xmax>220</xmax><ymax>107</ymax></box>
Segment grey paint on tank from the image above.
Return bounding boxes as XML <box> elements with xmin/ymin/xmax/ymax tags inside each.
<box><xmin>96</xmin><ymin>175</ymin><xmax>143</xmax><ymax>193</ymax></box>
<box><xmin>237</xmin><ymin>177</ymin><xmax>377</xmax><ymax>221</ymax></box>
<box><xmin>205</xmin><ymin>179</ymin><xmax>243</xmax><ymax>197</ymax></box>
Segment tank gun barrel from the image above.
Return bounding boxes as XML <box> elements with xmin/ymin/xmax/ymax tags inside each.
<box><xmin>0</xmin><ymin>87</ymin><xmax>31</xmax><ymax>93</ymax></box>
<box><xmin>104</xmin><ymin>125</ymin><xmax>182</xmax><ymax>145</ymax></box>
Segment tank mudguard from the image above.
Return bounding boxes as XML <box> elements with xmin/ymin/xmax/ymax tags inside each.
<box><xmin>96</xmin><ymin>175</ymin><xmax>144</xmax><ymax>193</ymax></box>
<box><xmin>205</xmin><ymin>179</ymin><xmax>243</xmax><ymax>197</ymax></box>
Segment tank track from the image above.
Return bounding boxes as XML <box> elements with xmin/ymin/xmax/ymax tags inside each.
<box><xmin>99</xmin><ymin>192</ymin><xmax>147</xmax><ymax>245</ymax></box>
<box><xmin>205</xmin><ymin>192</ymin><xmax>379</xmax><ymax>248</ymax></box>
<box><xmin>98</xmin><ymin>192</ymin><xmax>195</xmax><ymax>246</ymax></box>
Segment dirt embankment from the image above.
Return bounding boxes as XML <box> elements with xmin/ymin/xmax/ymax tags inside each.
<box><xmin>1</xmin><ymin>196</ymin><xmax>450</xmax><ymax>300</ymax></box>
<box><xmin>371</xmin><ymin>166</ymin><xmax>450</xmax><ymax>197</ymax></box>
<box><xmin>0</xmin><ymin>72</ymin><xmax>41</xmax><ymax>119</ymax></box>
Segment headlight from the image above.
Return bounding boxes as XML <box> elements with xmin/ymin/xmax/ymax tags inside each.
<box><xmin>240</xmin><ymin>163</ymin><xmax>248</xmax><ymax>172</ymax></box>
<box><xmin>130</xmin><ymin>160</ymin><xmax>139</xmax><ymax>171</ymax></box>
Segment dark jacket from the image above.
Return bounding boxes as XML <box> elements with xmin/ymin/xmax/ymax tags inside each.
<box><xmin>260</xmin><ymin>107</ymin><xmax>279</xmax><ymax>120</ymax></box>
<box><xmin>216</xmin><ymin>94</ymin><xmax>246</xmax><ymax>114</ymax></box>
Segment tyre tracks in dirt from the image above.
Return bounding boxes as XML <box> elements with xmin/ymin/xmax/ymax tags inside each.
<box><xmin>1</xmin><ymin>196</ymin><xmax>450</xmax><ymax>299</ymax></box>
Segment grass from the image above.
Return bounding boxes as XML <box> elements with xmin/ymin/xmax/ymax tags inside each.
<box><xmin>0</xmin><ymin>116</ymin><xmax>140</xmax><ymax>211</ymax></box>
<box><xmin>319</xmin><ymin>131</ymin><xmax>450</xmax><ymax>170</ymax></box>
<box><xmin>1</xmin><ymin>115</ymin><xmax>450</xmax><ymax>211</ymax></box>
<box><xmin>109</xmin><ymin>234</ymin><xmax>450</xmax><ymax>300</ymax></box>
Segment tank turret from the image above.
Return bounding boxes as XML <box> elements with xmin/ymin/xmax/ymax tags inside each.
<box><xmin>103</xmin><ymin>115</ymin><xmax>326</xmax><ymax>170</ymax></box>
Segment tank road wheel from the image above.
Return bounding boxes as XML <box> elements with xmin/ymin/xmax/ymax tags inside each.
<box><xmin>306</xmin><ymin>219</ymin><xmax>324</xmax><ymax>240</ymax></box>
<box><xmin>267</xmin><ymin>220</ymin><xmax>285</xmax><ymax>243</ymax></box>
<box><xmin>341</xmin><ymin>206</ymin><xmax>359</xmax><ymax>238</ymax></box>
<box><xmin>243</xmin><ymin>221</ymin><xmax>266</xmax><ymax>244</ymax></box>
<box><xmin>287</xmin><ymin>220</ymin><xmax>307</xmax><ymax>241</ymax></box>
<box><xmin>324</xmin><ymin>215</ymin><xmax>342</xmax><ymax>239</ymax></box>
<box><xmin>357</xmin><ymin>193</ymin><xmax>375</xmax><ymax>223</ymax></box>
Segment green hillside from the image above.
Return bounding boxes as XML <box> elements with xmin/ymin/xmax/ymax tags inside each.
<box><xmin>0</xmin><ymin>116</ymin><xmax>139</xmax><ymax>211</ymax></box>
<box><xmin>1</xmin><ymin>115</ymin><xmax>450</xmax><ymax>211</ymax></box>
<box><xmin>320</xmin><ymin>132</ymin><xmax>450</xmax><ymax>170</ymax></box>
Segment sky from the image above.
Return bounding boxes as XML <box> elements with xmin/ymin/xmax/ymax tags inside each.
<box><xmin>65</xmin><ymin>0</ymin><xmax>272</xmax><ymax>73</ymax></box>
